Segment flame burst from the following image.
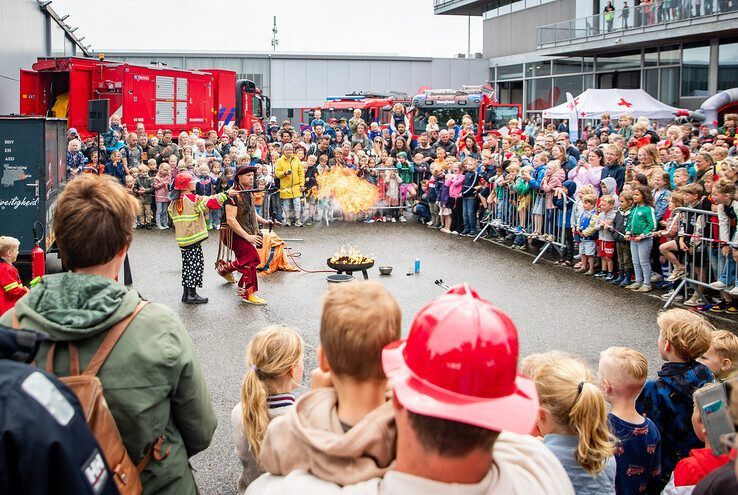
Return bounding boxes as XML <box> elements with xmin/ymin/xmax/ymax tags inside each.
<box><xmin>317</xmin><ymin>166</ymin><xmax>379</xmax><ymax>214</ymax></box>
<box><xmin>330</xmin><ymin>244</ymin><xmax>374</xmax><ymax>264</ymax></box>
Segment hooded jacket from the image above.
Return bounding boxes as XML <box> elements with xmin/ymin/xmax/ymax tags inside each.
<box><xmin>636</xmin><ymin>361</ymin><xmax>714</xmax><ymax>491</ymax></box>
<box><xmin>0</xmin><ymin>273</ymin><xmax>217</xmax><ymax>495</ymax></box>
<box><xmin>259</xmin><ymin>388</ymin><xmax>396</xmax><ymax>486</ymax></box>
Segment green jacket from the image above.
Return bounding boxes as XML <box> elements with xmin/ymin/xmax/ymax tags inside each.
<box><xmin>625</xmin><ymin>204</ymin><xmax>656</xmax><ymax>237</ymax></box>
<box><xmin>0</xmin><ymin>273</ymin><xmax>217</xmax><ymax>495</ymax></box>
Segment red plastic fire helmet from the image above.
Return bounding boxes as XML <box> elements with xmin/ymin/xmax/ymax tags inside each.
<box><xmin>382</xmin><ymin>283</ymin><xmax>539</xmax><ymax>435</ymax></box>
<box><xmin>173</xmin><ymin>172</ymin><xmax>195</xmax><ymax>191</ymax></box>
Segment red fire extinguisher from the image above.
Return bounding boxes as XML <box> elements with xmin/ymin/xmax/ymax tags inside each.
<box><xmin>31</xmin><ymin>221</ymin><xmax>45</xmax><ymax>285</ymax></box>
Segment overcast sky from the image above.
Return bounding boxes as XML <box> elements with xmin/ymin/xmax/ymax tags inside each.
<box><xmin>52</xmin><ymin>0</ymin><xmax>483</xmax><ymax>57</ymax></box>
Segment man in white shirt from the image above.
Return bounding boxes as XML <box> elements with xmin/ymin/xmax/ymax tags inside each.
<box><xmin>248</xmin><ymin>284</ymin><xmax>575</xmax><ymax>495</ymax></box>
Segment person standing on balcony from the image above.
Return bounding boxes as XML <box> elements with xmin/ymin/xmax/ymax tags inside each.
<box><xmin>621</xmin><ymin>1</ymin><xmax>631</xmax><ymax>28</ymax></box>
<box><xmin>604</xmin><ymin>2</ymin><xmax>616</xmax><ymax>31</ymax></box>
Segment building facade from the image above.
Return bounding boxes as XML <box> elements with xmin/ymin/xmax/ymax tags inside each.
<box><xmin>1</xmin><ymin>0</ymin><xmax>89</xmax><ymax>115</ymax></box>
<box><xmin>102</xmin><ymin>51</ymin><xmax>489</xmax><ymax>124</ymax></box>
<box><xmin>434</xmin><ymin>0</ymin><xmax>738</xmax><ymax>119</ymax></box>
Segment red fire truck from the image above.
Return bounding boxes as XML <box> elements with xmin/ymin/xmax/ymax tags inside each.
<box><xmin>315</xmin><ymin>91</ymin><xmax>412</xmax><ymax>126</ymax></box>
<box><xmin>19</xmin><ymin>57</ymin><xmax>269</xmax><ymax>138</ymax></box>
<box><xmin>410</xmin><ymin>85</ymin><xmax>522</xmax><ymax>141</ymax></box>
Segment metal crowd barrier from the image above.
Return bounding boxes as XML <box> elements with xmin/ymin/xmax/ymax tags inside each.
<box><xmin>474</xmin><ymin>187</ymin><xmax>573</xmax><ymax>264</ymax></box>
<box><xmin>662</xmin><ymin>206</ymin><xmax>738</xmax><ymax>309</ymax></box>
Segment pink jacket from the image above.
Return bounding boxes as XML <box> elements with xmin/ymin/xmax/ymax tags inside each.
<box><xmin>154</xmin><ymin>174</ymin><xmax>172</xmax><ymax>202</ymax></box>
<box><xmin>541</xmin><ymin>168</ymin><xmax>565</xmax><ymax>209</ymax></box>
<box><xmin>445</xmin><ymin>173</ymin><xmax>465</xmax><ymax>199</ymax></box>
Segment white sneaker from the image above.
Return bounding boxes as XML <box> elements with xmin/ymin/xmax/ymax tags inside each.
<box><xmin>399</xmin><ymin>217</ymin><xmax>407</xmax><ymax>223</ymax></box>
<box><xmin>730</xmin><ymin>285</ymin><xmax>738</xmax><ymax>296</ymax></box>
<box><xmin>440</xmin><ymin>228</ymin><xmax>451</xmax><ymax>234</ymax></box>
<box><xmin>709</xmin><ymin>281</ymin><xmax>727</xmax><ymax>290</ymax></box>
<box><xmin>391</xmin><ymin>218</ymin><xmax>397</xmax><ymax>223</ymax></box>
<box><xmin>451</xmin><ymin>231</ymin><xmax>460</xmax><ymax>235</ymax></box>
<box><xmin>295</xmin><ymin>220</ymin><xmax>303</xmax><ymax>227</ymax></box>
<box><xmin>283</xmin><ymin>220</ymin><xmax>291</xmax><ymax>227</ymax></box>
<box><xmin>650</xmin><ymin>273</ymin><xmax>663</xmax><ymax>283</ymax></box>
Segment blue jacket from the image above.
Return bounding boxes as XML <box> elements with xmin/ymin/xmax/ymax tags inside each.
<box><xmin>461</xmin><ymin>171</ymin><xmax>480</xmax><ymax>198</ymax></box>
<box><xmin>653</xmin><ymin>188</ymin><xmax>672</xmax><ymax>221</ymax></box>
<box><xmin>554</xmin><ymin>180</ymin><xmax>577</xmax><ymax>228</ymax></box>
<box><xmin>0</xmin><ymin>326</ymin><xmax>118</xmax><ymax>495</ymax></box>
<box><xmin>103</xmin><ymin>161</ymin><xmax>126</xmax><ymax>184</ymax></box>
<box><xmin>528</xmin><ymin>163</ymin><xmax>547</xmax><ymax>190</ymax></box>
<box><xmin>665</xmin><ymin>161</ymin><xmax>697</xmax><ymax>187</ymax></box>
<box><xmin>636</xmin><ymin>361</ymin><xmax>714</xmax><ymax>491</ymax></box>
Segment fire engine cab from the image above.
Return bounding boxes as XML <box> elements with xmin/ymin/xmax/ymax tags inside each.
<box><xmin>411</xmin><ymin>85</ymin><xmax>522</xmax><ymax>141</ymax></box>
<box><xmin>19</xmin><ymin>57</ymin><xmax>269</xmax><ymax>138</ymax></box>
<box><xmin>316</xmin><ymin>91</ymin><xmax>412</xmax><ymax>126</ymax></box>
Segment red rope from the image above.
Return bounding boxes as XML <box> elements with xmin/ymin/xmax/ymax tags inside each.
<box><xmin>284</xmin><ymin>246</ymin><xmax>337</xmax><ymax>274</ymax></box>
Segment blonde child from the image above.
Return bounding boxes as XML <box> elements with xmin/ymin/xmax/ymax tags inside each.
<box><xmin>147</xmin><ymin>158</ymin><xmax>158</xmax><ymax>177</ymax></box>
<box><xmin>384</xmin><ymin>168</ymin><xmax>402</xmax><ymax>223</ymax></box>
<box><xmin>541</xmin><ymin>159</ymin><xmax>565</xmax><ymax>241</ymax></box>
<box><xmin>576</xmin><ymin>194</ymin><xmax>599</xmax><ymax>275</ymax></box>
<box><xmin>595</xmin><ymin>195</ymin><xmax>617</xmax><ymax>279</ymax></box>
<box><xmin>598</xmin><ymin>347</ymin><xmax>661</xmax><ymax>494</ymax></box>
<box><xmin>231</xmin><ymin>326</ymin><xmax>304</xmax><ymax>493</ymax></box>
<box><xmin>66</xmin><ymin>138</ymin><xmax>87</xmax><ymax>180</ymax></box>
<box><xmin>134</xmin><ymin>164</ymin><xmax>154</xmax><ymax>228</ymax></box>
<box><xmin>258</xmin><ymin>281</ymin><xmax>399</xmax><ymax>487</ymax></box>
<box><xmin>636</xmin><ymin>309</ymin><xmax>714</xmax><ymax>491</ymax></box>
<box><xmin>253</xmin><ymin>178</ymin><xmax>267</xmax><ymax>217</ymax></box>
<box><xmin>534</xmin><ymin>355</ymin><xmax>616</xmax><ymax>494</ymax></box>
<box><xmin>697</xmin><ymin>329</ymin><xmax>738</xmax><ymax>381</ymax></box>
<box><xmin>0</xmin><ymin>236</ymin><xmax>29</xmax><ymax>315</ymax></box>
<box><xmin>153</xmin><ymin>163</ymin><xmax>172</xmax><ymax>229</ymax></box>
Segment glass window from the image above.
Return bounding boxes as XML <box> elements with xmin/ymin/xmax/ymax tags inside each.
<box><xmin>552</xmin><ymin>58</ymin><xmax>582</xmax><ymax>75</ymax></box>
<box><xmin>660</xmin><ymin>67</ymin><xmax>680</xmax><ymax>106</ymax></box>
<box><xmin>582</xmin><ymin>57</ymin><xmax>595</xmax><ymax>72</ymax></box>
<box><xmin>659</xmin><ymin>45</ymin><xmax>680</xmax><ymax>65</ymax></box>
<box><xmin>526</xmin><ymin>78</ymin><xmax>552</xmax><ymax>111</ymax></box>
<box><xmin>718</xmin><ymin>42</ymin><xmax>738</xmax><ymax>91</ymax></box>
<box><xmin>583</xmin><ymin>74</ymin><xmax>594</xmax><ymax>89</ymax></box>
<box><xmin>681</xmin><ymin>44</ymin><xmax>709</xmax><ymax>96</ymax></box>
<box><xmin>498</xmin><ymin>81</ymin><xmax>523</xmax><ymax>105</ymax></box>
<box><xmin>497</xmin><ymin>64</ymin><xmax>524</xmax><ymax>80</ymax></box>
<box><xmin>596</xmin><ymin>51</ymin><xmax>641</xmax><ymax>71</ymax></box>
<box><xmin>526</xmin><ymin>61</ymin><xmax>551</xmax><ymax>78</ymax></box>
<box><xmin>644</xmin><ymin>48</ymin><xmax>658</xmax><ymax>67</ymax></box>
<box><xmin>552</xmin><ymin>76</ymin><xmax>583</xmax><ymax>105</ymax></box>
<box><xmin>644</xmin><ymin>69</ymin><xmax>658</xmax><ymax>99</ymax></box>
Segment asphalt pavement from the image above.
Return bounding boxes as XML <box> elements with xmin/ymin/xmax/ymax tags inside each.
<box><xmin>127</xmin><ymin>219</ymin><xmax>674</xmax><ymax>494</ymax></box>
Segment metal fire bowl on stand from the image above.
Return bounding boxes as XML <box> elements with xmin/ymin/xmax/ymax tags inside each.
<box><xmin>326</xmin><ymin>258</ymin><xmax>375</xmax><ymax>280</ymax></box>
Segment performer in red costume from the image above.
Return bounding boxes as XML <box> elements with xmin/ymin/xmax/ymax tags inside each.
<box><xmin>218</xmin><ymin>165</ymin><xmax>277</xmax><ymax>305</ymax></box>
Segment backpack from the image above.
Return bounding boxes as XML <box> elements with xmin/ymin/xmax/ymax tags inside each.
<box><xmin>12</xmin><ymin>301</ymin><xmax>169</xmax><ymax>495</ymax></box>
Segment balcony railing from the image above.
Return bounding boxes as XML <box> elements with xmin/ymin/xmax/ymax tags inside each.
<box><xmin>537</xmin><ymin>0</ymin><xmax>738</xmax><ymax>48</ymax></box>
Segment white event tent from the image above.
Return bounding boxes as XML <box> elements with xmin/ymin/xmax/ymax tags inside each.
<box><xmin>542</xmin><ymin>89</ymin><xmax>684</xmax><ymax>120</ymax></box>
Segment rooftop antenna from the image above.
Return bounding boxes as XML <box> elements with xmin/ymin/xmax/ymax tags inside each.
<box><xmin>271</xmin><ymin>16</ymin><xmax>279</xmax><ymax>51</ymax></box>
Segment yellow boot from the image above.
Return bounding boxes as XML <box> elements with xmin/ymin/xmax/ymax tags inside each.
<box><xmin>244</xmin><ymin>292</ymin><xmax>267</xmax><ymax>305</ymax></box>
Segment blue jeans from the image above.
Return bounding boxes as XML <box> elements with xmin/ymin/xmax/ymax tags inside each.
<box><xmin>712</xmin><ymin>247</ymin><xmax>737</xmax><ymax>286</ymax></box>
<box><xmin>282</xmin><ymin>197</ymin><xmax>302</xmax><ymax>222</ymax></box>
<box><xmin>630</xmin><ymin>237</ymin><xmax>653</xmax><ymax>285</ymax></box>
<box><xmin>462</xmin><ymin>197</ymin><xmax>478</xmax><ymax>233</ymax></box>
<box><xmin>156</xmin><ymin>201</ymin><xmax>169</xmax><ymax>228</ymax></box>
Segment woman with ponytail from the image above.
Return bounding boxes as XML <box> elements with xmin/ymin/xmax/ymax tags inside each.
<box><xmin>230</xmin><ymin>326</ymin><xmax>304</xmax><ymax>493</ymax></box>
<box><xmin>534</xmin><ymin>355</ymin><xmax>617</xmax><ymax>495</ymax></box>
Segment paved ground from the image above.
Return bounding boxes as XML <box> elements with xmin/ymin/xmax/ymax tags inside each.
<box><xmin>127</xmin><ymin>219</ymin><xmax>672</xmax><ymax>494</ymax></box>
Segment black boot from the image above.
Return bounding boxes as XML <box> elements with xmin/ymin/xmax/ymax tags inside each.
<box><xmin>184</xmin><ymin>287</ymin><xmax>208</xmax><ymax>304</ymax></box>
<box><xmin>182</xmin><ymin>287</ymin><xmax>189</xmax><ymax>302</ymax></box>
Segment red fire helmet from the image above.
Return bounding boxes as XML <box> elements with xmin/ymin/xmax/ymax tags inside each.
<box><xmin>173</xmin><ymin>172</ymin><xmax>196</xmax><ymax>191</ymax></box>
<box><xmin>382</xmin><ymin>283</ymin><xmax>539</xmax><ymax>434</ymax></box>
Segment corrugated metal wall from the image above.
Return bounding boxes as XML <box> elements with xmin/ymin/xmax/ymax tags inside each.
<box><xmin>1</xmin><ymin>0</ymin><xmax>48</xmax><ymax>114</ymax></box>
<box><xmin>1</xmin><ymin>0</ymin><xmax>85</xmax><ymax>115</ymax></box>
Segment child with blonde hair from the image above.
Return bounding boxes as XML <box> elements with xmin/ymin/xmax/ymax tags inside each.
<box><xmin>697</xmin><ymin>329</ymin><xmax>738</xmax><ymax>381</ymax></box>
<box><xmin>599</xmin><ymin>347</ymin><xmax>661</xmax><ymax>494</ymax></box>
<box><xmin>636</xmin><ymin>309</ymin><xmax>714</xmax><ymax>491</ymax></box>
<box><xmin>0</xmin><ymin>236</ymin><xmax>29</xmax><ymax>315</ymax></box>
<box><xmin>231</xmin><ymin>326</ymin><xmax>304</xmax><ymax>493</ymax></box>
<box><xmin>534</xmin><ymin>354</ymin><xmax>616</xmax><ymax>494</ymax></box>
<box><xmin>153</xmin><ymin>162</ymin><xmax>172</xmax><ymax>229</ymax></box>
<box><xmin>134</xmin><ymin>164</ymin><xmax>154</xmax><ymax>228</ymax></box>
<box><xmin>66</xmin><ymin>138</ymin><xmax>87</xmax><ymax>180</ymax></box>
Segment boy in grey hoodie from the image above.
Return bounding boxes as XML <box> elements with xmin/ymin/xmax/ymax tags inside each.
<box><xmin>258</xmin><ymin>281</ymin><xmax>400</xmax><ymax>485</ymax></box>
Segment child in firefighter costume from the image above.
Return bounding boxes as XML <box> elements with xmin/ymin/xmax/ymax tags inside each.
<box><xmin>217</xmin><ymin>165</ymin><xmax>276</xmax><ymax>305</ymax></box>
<box><xmin>0</xmin><ymin>236</ymin><xmax>29</xmax><ymax>315</ymax></box>
<box><xmin>169</xmin><ymin>172</ymin><xmax>234</xmax><ymax>304</ymax></box>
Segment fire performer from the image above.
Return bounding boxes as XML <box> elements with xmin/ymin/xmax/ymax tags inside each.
<box><xmin>217</xmin><ymin>165</ymin><xmax>276</xmax><ymax>305</ymax></box>
<box><xmin>169</xmin><ymin>172</ymin><xmax>235</xmax><ymax>304</ymax></box>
